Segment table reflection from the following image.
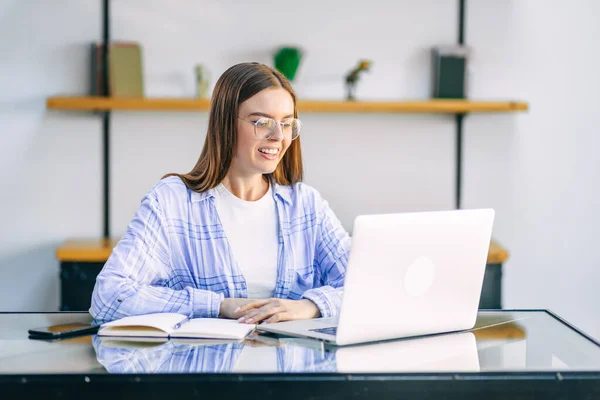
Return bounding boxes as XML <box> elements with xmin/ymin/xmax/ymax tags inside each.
<box><xmin>92</xmin><ymin>334</ymin><xmax>336</xmax><ymax>373</ymax></box>
<box><xmin>336</xmin><ymin>331</ymin><xmax>479</xmax><ymax>372</ymax></box>
<box><xmin>93</xmin><ymin>331</ymin><xmax>479</xmax><ymax>374</ymax></box>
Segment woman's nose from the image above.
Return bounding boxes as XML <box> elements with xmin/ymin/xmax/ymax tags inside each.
<box><xmin>269</xmin><ymin>123</ymin><xmax>284</xmax><ymax>141</ymax></box>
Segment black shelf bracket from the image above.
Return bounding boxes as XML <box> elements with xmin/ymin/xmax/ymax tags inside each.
<box><xmin>101</xmin><ymin>0</ymin><xmax>111</xmax><ymax>238</ymax></box>
<box><xmin>455</xmin><ymin>0</ymin><xmax>466</xmax><ymax>209</ymax></box>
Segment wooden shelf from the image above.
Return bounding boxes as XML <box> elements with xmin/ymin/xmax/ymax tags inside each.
<box><xmin>487</xmin><ymin>241</ymin><xmax>510</xmax><ymax>264</ymax></box>
<box><xmin>46</xmin><ymin>96</ymin><xmax>528</xmax><ymax>114</ymax></box>
<box><xmin>56</xmin><ymin>238</ymin><xmax>119</xmax><ymax>262</ymax></box>
<box><xmin>299</xmin><ymin>99</ymin><xmax>528</xmax><ymax>114</ymax></box>
<box><xmin>47</xmin><ymin>97</ymin><xmax>211</xmax><ymax>112</ymax></box>
<box><xmin>56</xmin><ymin>238</ymin><xmax>509</xmax><ymax>264</ymax></box>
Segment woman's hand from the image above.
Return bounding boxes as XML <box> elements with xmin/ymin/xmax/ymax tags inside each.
<box><xmin>236</xmin><ymin>298</ymin><xmax>321</xmax><ymax>324</ymax></box>
<box><xmin>219</xmin><ymin>298</ymin><xmax>259</xmax><ymax>319</ymax></box>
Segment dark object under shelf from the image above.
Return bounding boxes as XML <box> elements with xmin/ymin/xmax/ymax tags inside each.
<box><xmin>479</xmin><ymin>263</ymin><xmax>502</xmax><ymax>309</ymax></box>
<box><xmin>60</xmin><ymin>262</ymin><xmax>104</xmax><ymax>311</ymax></box>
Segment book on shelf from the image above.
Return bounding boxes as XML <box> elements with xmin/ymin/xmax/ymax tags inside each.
<box><xmin>90</xmin><ymin>41</ymin><xmax>144</xmax><ymax>97</ymax></box>
<box><xmin>98</xmin><ymin>313</ymin><xmax>255</xmax><ymax>340</ymax></box>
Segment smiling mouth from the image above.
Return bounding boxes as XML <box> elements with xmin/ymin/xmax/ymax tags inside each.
<box><xmin>258</xmin><ymin>148</ymin><xmax>280</xmax><ymax>155</ymax></box>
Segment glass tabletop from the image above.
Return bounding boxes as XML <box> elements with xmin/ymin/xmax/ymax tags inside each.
<box><xmin>0</xmin><ymin>310</ymin><xmax>599</xmax><ymax>375</ymax></box>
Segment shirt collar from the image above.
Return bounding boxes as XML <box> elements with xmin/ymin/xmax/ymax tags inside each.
<box><xmin>190</xmin><ymin>179</ymin><xmax>292</xmax><ymax>205</ymax></box>
<box><xmin>190</xmin><ymin>188</ymin><xmax>214</xmax><ymax>203</ymax></box>
<box><xmin>271</xmin><ymin>181</ymin><xmax>292</xmax><ymax>205</ymax></box>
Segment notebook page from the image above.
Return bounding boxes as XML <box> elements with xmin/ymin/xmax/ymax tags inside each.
<box><xmin>101</xmin><ymin>313</ymin><xmax>186</xmax><ymax>334</ymax></box>
<box><xmin>171</xmin><ymin>318</ymin><xmax>255</xmax><ymax>339</ymax></box>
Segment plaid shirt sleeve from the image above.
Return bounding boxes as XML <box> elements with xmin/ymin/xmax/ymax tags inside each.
<box><xmin>89</xmin><ymin>191</ymin><xmax>224</xmax><ymax>322</ymax></box>
<box><xmin>301</xmin><ymin>196</ymin><xmax>350</xmax><ymax>318</ymax></box>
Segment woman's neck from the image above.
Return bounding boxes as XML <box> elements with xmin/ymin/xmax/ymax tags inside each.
<box><xmin>221</xmin><ymin>174</ymin><xmax>269</xmax><ymax>201</ymax></box>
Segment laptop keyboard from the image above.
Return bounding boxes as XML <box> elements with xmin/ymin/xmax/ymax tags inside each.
<box><xmin>309</xmin><ymin>326</ymin><xmax>337</xmax><ymax>336</ymax></box>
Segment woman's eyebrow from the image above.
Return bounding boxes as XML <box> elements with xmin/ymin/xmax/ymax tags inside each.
<box><xmin>248</xmin><ymin>111</ymin><xmax>294</xmax><ymax>119</ymax></box>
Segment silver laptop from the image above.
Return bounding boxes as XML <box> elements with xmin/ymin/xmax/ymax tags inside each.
<box><xmin>257</xmin><ymin>208</ymin><xmax>495</xmax><ymax>346</ymax></box>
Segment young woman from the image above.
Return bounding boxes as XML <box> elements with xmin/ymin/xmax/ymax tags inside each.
<box><xmin>90</xmin><ymin>62</ymin><xmax>350</xmax><ymax>325</ymax></box>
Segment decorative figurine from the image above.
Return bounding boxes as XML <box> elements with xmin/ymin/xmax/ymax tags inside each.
<box><xmin>274</xmin><ymin>47</ymin><xmax>302</xmax><ymax>81</ymax></box>
<box><xmin>345</xmin><ymin>60</ymin><xmax>372</xmax><ymax>101</ymax></box>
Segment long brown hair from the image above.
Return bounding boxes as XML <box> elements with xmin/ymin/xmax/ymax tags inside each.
<box><xmin>163</xmin><ymin>62</ymin><xmax>303</xmax><ymax>192</ymax></box>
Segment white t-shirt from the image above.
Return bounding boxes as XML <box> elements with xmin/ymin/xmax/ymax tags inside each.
<box><xmin>213</xmin><ymin>182</ymin><xmax>279</xmax><ymax>299</ymax></box>
<box><xmin>214</xmin><ymin>182</ymin><xmax>279</xmax><ymax>372</ymax></box>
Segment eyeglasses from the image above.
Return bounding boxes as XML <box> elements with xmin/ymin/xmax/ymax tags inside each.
<box><xmin>238</xmin><ymin>116</ymin><xmax>302</xmax><ymax>140</ymax></box>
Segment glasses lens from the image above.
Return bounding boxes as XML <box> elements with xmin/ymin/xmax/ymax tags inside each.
<box><xmin>292</xmin><ymin>118</ymin><xmax>301</xmax><ymax>139</ymax></box>
<box><xmin>254</xmin><ymin>117</ymin><xmax>276</xmax><ymax>139</ymax></box>
<box><xmin>283</xmin><ymin>118</ymin><xmax>302</xmax><ymax>140</ymax></box>
<box><xmin>253</xmin><ymin>117</ymin><xmax>302</xmax><ymax>140</ymax></box>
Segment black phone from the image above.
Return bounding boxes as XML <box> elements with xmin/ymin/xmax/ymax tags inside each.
<box><xmin>28</xmin><ymin>322</ymin><xmax>99</xmax><ymax>339</ymax></box>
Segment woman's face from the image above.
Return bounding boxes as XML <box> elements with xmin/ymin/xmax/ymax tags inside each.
<box><xmin>233</xmin><ymin>87</ymin><xmax>295</xmax><ymax>179</ymax></box>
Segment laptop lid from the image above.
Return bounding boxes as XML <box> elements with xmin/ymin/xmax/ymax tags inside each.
<box><xmin>335</xmin><ymin>209</ymin><xmax>495</xmax><ymax>346</ymax></box>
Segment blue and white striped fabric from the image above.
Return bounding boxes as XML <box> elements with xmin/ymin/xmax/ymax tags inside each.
<box><xmin>90</xmin><ymin>176</ymin><xmax>350</xmax><ymax>322</ymax></box>
<box><xmin>92</xmin><ymin>336</ymin><xmax>337</xmax><ymax>373</ymax></box>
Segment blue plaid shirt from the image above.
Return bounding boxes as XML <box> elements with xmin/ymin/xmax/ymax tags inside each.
<box><xmin>92</xmin><ymin>336</ymin><xmax>336</xmax><ymax>373</ymax></box>
<box><xmin>90</xmin><ymin>176</ymin><xmax>350</xmax><ymax>322</ymax></box>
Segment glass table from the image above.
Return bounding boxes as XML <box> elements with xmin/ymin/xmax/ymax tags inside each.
<box><xmin>0</xmin><ymin>310</ymin><xmax>598</xmax><ymax>399</ymax></box>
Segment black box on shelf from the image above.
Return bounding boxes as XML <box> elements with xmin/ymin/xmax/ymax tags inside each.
<box><xmin>431</xmin><ymin>46</ymin><xmax>470</xmax><ymax>99</ymax></box>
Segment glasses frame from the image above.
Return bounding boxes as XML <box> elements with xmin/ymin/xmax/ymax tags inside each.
<box><xmin>238</xmin><ymin>116</ymin><xmax>302</xmax><ymax>140</ymax></box>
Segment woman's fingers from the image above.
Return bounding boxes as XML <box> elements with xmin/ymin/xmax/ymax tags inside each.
<box><xmin>241</xmin><ymin>307</ymin><xmax>279</xmax><ymax>323</ymax></box>
<box><xmin>264</xmin><ymin>311</ymin><xmax>292</xmax><ymax>324</ymax></box>
<box><xmin>236</xmin><ymin>299</ymin><xmax>271</xmax><ymax>313</ymax></box>
<box><xmin>240</xmin><ymin>305</ymin><xmax>284</xmax><ymax>324</ymax></box>
<box><xmin>233</xmin><ymin>299</ymin><xmax>317</xmax><ymax>323</ymax></box>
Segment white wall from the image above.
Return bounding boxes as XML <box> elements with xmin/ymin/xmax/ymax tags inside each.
<box><xmin>0</xmin><ymin>0</ymin><xmax>598</xmax><ymax>340</ymax></box>
<box><xmin>464</xmin><ymin>0</ymin><xmax>600</xmax><ymax>340</ymax></box>
<box><xmin>0</xmin><ymin>0</ymin><xmax>103</xmax><ymax>311</ymax></box>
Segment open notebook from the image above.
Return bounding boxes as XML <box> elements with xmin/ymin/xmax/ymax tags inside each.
<box><xmin>98</xmin><ymin>313</ymin><xmax>255</xmax><ymax>340</ymax></box>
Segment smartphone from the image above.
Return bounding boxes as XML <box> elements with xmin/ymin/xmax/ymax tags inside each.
<box><xmin>28</xmin><ymin>322</ymin><xmax>99</xmax><ymax>339</ymax></box>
